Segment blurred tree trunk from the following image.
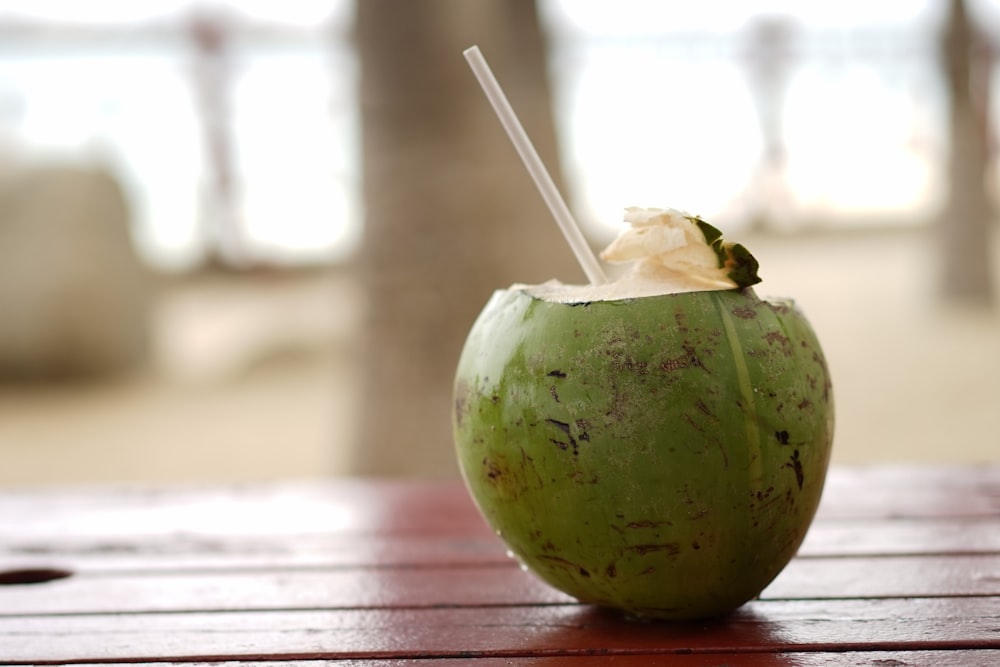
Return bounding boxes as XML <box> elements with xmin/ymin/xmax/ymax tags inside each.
<box><xmin>352</xmin><ymin>0</ymin><xmax>583</xmax><ymax>476</ymax></box>
<box><xmin>938</xmin><ymin>0</ymin><xmax>995</xmax><ymax>304</ymax></box>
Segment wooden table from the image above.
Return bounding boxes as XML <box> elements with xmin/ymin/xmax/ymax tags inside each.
<box><xmin>1</xmin><ymin>465</ymin><xmax>998</xmax><ymax>665</ymax></box>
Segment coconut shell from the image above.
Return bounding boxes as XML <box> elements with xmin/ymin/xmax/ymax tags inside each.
<box><xmin>453</xmin><ymin>287</ymin><xmax>834</xmax><ymax>620</ymax></box>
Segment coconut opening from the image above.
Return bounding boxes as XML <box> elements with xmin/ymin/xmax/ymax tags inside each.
<box><xmin>519</xmin><ymin>208</ymin><xmax>760</xmax><ymax>303</ymax></box>
<box><xmin>516</xmin><ymin>276</ymin><xmax>734</xmax><ymax>303</ymax></box>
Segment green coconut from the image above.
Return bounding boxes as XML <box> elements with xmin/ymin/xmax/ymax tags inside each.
<box><xmin>452</xmin><ymin>209</ymin><xmax>834</xmax><ymax>620</ymax></box>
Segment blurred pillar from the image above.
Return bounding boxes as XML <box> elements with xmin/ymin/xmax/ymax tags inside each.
<box><xmin>352</xmin><ymin>0</ymin><xmax>582</xmax><ymax>476</ymax></box>
<box><xmin>938</xmin><ymin>0</ymin><xmax>995</xmax><ymax>304</ymax></box>
<box><xmin>740</xmin><ymin>16</ymin><xmax>797</xmax><ymax>229</ymax></box>
<box><xmin>188</xmin><ymin>8</ymin><xmax>247</xmax><ymax>268</ymax></box>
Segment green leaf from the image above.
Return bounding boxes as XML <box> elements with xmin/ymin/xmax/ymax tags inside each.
<box><xmin>693</xmin><ymin>216</ymin><xmax>761</xmax><ymax>289</ymax></box>
<box><xmin>693</xmin><ymin>218</ymin><xmax>723</xmax><ymax>246</ymax></box>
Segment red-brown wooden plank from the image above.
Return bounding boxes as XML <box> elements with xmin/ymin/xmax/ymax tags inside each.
<box><xmin>2</xmin><ymin>516</ymin><xmax>998</xmax><ymax>577</ymax></box>
<box><xmin>763</xmin><ymin>553</ymin><xmax>1000</xmax><ymax>600</ymax></box>
<box><xmin>2</xmin><ymin>554</ymin><xmax>998</xmax><ymax>617</ymax></box>
<box><xmin>1</xmin><ymin>598</ymin><xmax>998</xmax><ymax>663</ymax></box>
<box><xmin>1</xmin><ymin>466</ymin><xmax>996</xmax><ymax>545</ymax></box>
<box><xmin>0</xmin><ymin>481</ymin><xmax>490</xmax><ymax>540</ymax></box>
<box><xmin>797</xmin><ymin>516</ymin><xmax>1000</xmax><ymax>557</ymax></box>
<box><xmin>23</xmin><ymin>651</ymin><xmax>1000</xmax><ymax>666</ymax></box>
<box><xmin>815</xmin><ymin>465</ymin><xmax>1000</xmax><ymax>519</ymax></box>
<box><xmin>1</xmin><ymin>466</ymin><xmax>997</xmax><ymax>664</ymax></box>
<box><xmin>0</xmin><ymin>534</ymin><xmax>508</xmax><ymax>573</ymax></box>
<box><xmin>0</xmin><ymin>564</ymin><xmax>567</xmax><ymax>616</ymax></box>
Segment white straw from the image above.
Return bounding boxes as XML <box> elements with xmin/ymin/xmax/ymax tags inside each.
<box><xmin>463</xmin><ymin>45</ymin><xmax>606</xmax><ymax>285</ymax></box>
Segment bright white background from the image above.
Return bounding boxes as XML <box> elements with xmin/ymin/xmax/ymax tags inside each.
<box><xmin>3</xmin><ymin>0</ymin><xmax>994</xmax><ymax>268</ymax></box>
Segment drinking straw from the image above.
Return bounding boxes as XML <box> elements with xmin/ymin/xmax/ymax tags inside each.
<box><xmin>463</xmin><ymin>45</ymin><xmax>607</xmax><ymax>285</ymax></box>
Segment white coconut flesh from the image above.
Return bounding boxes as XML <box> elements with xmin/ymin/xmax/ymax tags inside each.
<box><xmin>519</xmin><ymin>207</ymin><xmax>761</xmax><ymax>303</ymax></box>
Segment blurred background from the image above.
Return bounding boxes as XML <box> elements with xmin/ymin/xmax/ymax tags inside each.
<box><xmin>0</xmin><ymin>0</ymin><xmax>997</xmax><ymax>486</ymax></box>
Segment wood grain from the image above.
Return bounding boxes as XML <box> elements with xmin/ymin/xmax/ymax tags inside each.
<box><xmin>1</xmin><ymin>555</ymin><xmax>999</xmax><ymax>617</ymax></box>
<box><xmin>3</xmin><ymin>515</ymin><xmax>999</xmax><ymax>577</ymax></box>
<box><xmin>2</xmin><ymin>598</ymin><xmax>999</xmax><ymax>663</ymax></box>
<box><xmin>9</xmin><ymin>655</ymin><xmax>1000</xmax><ymax>666</ymax></box>
<box><xmin>0</xmin><ymin>465</ymin><xmax>998</xmax><ymax>664</ymax></box>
